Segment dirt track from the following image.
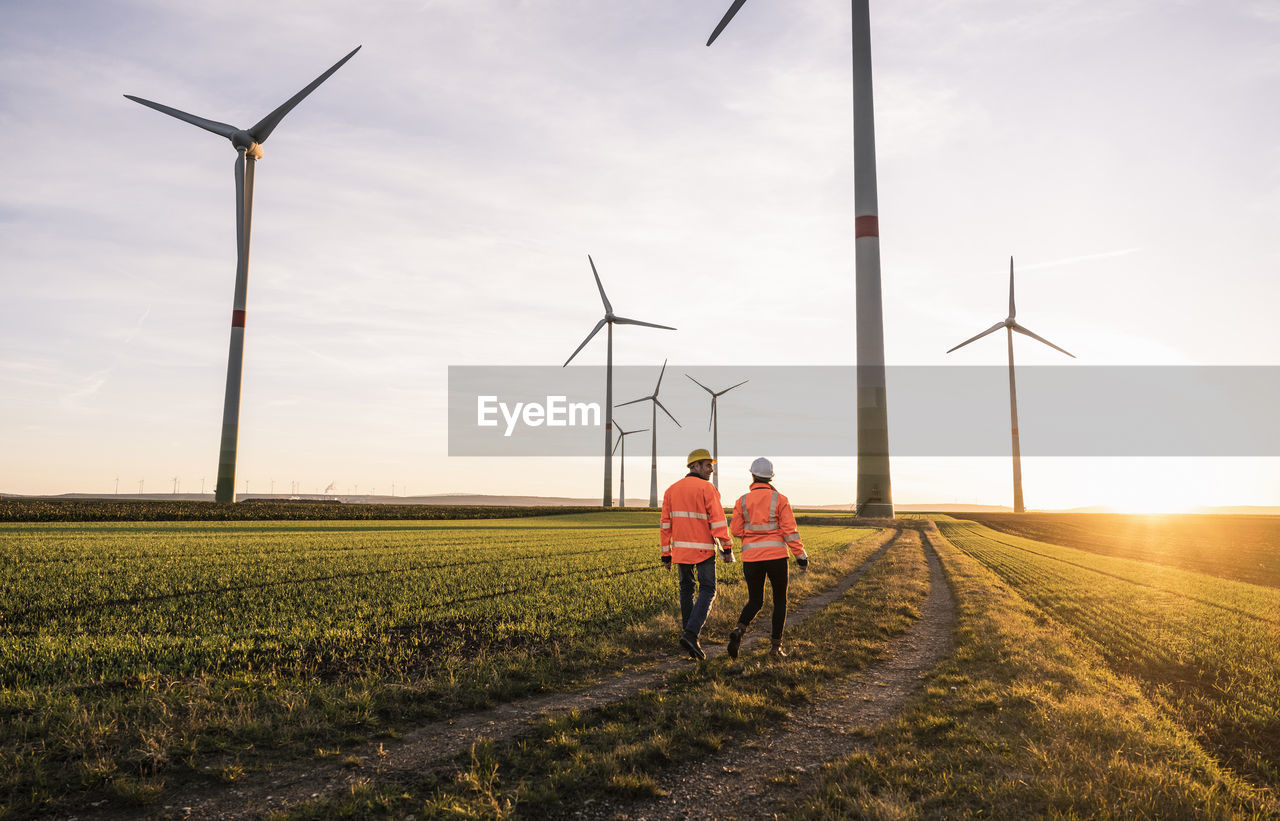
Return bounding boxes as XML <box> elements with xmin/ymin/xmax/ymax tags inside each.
<box><xmin>581</xmin><ymin>526</ymin><xmax>956</xmax><ymax>819</ymax></box>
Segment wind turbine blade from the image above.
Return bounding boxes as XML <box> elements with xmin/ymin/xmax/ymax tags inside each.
<box><xmin>708</xmin><ymin>397</ymin><xmax>716</xmax><ymax>432</ymax></box>
<box><xmin>587</xmin><ymin>255</ymin><xmax>613</xmax><ymax>315</ymax></box>
<box><xmin>686</xmin><ymin>374</ymin><xmax>714</xmax><ymax>394</ymax></box>
<box><xmin>1008</xmin><ymin>256</ymin><xmax>1016</xmax><ymax>319</ymax></box>
<box><xmin>613</xmin><ymin>437</ymin><xmax>623</xmax><ymax>455</ymax></box>
<box><xmin>946</xmin><ymin>322</ymin><xmax>1005</xmax><ymax>354</ymax></box>
<box><xmin>654</xmin><ymin>359</ymin><xmax>668</xmax><ymax>394</ymax></box>
<box><xmin>707</xmin><ymin>0</ymin><xmax>750</xmax><ymax>46</ymax></box>
<box><xmin>562</xmin><ymin>318</ymin><xmax>607</xmax><ymax>366</ymax></box>
<box><xmin>124</xmin><ymin>95</ymin><xmax>239</xmax><ymax>140</ymax></box>
<box><xmin>654</xmin><ymin>398</ymin><xmax>681</xmax><ymax>427</ymax></box>
<box><xmin>234</xmin><ymin>149</ymin><xmax>246</xmax><ymax>261</ymax></box>
<box><xmin>612</xmin><ymin>315</ymin><xmax>676</xmax><ymax>331</ymax></box>
<box><xmin>248</xmin><ymin>46</ymin><xmax>360</xmax><ymax>144</ymax></box>
<box><xmin>616</xmin><ymin>396</ymin><xmax>650</xmax><ymax>409</ymax></box>
<box><xmin>716</xmin><ymin>378</ymin><xmax>749</xmax><ymax>396</ymax></box>
<box><xmin>1010</xmin><ymin>322</ymin><xmax>1076</xmax><ymax>358</ymax></box>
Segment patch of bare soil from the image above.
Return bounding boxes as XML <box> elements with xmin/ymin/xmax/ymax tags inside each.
<box><xmin>583</xmin><ymin>526</ymin><xmax>956</xmax><ymax>821</ymax></box>
<box><xmin>95</xmin><ymin>528</ymin><xmax>904</xmax><ymax>821</ymax></box>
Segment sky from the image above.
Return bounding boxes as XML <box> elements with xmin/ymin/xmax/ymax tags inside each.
<box><xmin>2</xmin><ymin>0</ymin><xmax>1278</xmax><ymax>511</ymax></box>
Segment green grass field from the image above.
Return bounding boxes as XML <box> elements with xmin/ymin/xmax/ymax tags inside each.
<box><xmin>937</xmin><ymin>515</ymin><xmax>1280</xmax><ymax>791</ymax></box>
<box><xmin>954</xmin><ymin>512</ymin><xmax>1280</xmax><ymax>587</ymax></box>
<box><xmin>797</xmin><ymin>520</ymin><xmax>1277</xmax><ymax>820</ymax></box>
<box><xmin>0</xmin><ymin>510</ymin><xmax>873</xmax><ymax>817</ymax></box>
<box><xmin>5</xmin><ymin>507</ymin><xmax>1280</xmax><ymax>818</ymax></box>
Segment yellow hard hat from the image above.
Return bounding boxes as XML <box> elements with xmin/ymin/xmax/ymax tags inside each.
<box><xmin>687</xmin><ymin>448</ymin><xmax>715</xmax><ymax>466</ymax></box>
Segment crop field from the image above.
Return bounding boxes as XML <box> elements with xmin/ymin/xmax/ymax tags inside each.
<box><xmin>936</xmin><ymin>516</ymin><xmax>1280</xmax><ymax>791</ymax></box>
<box><xmin>0</xmin><ymin>511</ymin><xmax>876</xmax><ymax>817</ymax></box>
<box><xmin>276</xmin><ymin>517</ymin><xmax>1278</xmax><ymax>820</ymax></box>
<box><xmin>953</xmin><ymin>512</ymin><xmax>1280</xmax><ymax>587</ymax></box>
<box><xmin>7</xmin><ymin>508</ymin><xmax>1280</xmax><ymax>819</ymax></box>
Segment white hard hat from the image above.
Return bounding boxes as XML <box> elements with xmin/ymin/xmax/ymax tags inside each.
<box><xmin>749</xmin><ymin>457</ymin><xmax>774</xmax><ymax>479</ymax></box>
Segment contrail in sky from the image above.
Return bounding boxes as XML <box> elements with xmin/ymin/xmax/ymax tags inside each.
<box><xmin>123</xmin><ymin>304</ymin><xmax>152</xmax><ymax>345</ymax></box>
<box><xmin>1020</xmin><ymin>247</ymin><xmax>1142</xmax><ymax>272</ymax></box>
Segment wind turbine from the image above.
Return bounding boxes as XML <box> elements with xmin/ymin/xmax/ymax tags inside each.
<box><xmin>706</xmin><ymin>0</ymin><xmax>893</xmax><ymax>517</ymax></box>
<box><xmin>686</xmin><ymin>375</ymin><xmax>748</xmax><ymax>489</ymax></box>
<box><xmin>611</xmin><ymin>420</ymin><xmax>649</xmax><ymax>508</ymax></box>
<box><xmin>618</xmin><ymin>360</ymin><xmax>682</xmax><ymax>507</ymax></box>
<box><xmin>125</xmin><ymin>46</ymin><xmax>361</xmax><ymax>504</ymax></box>
<box><xmin>563</xmin><ymin>256</ymin><xmax>676</xmax><ymax>507</ymax></box>
<box><xmin>947</xmin><ymin>257</ymin><xmax>1075</xmax><ymax>514</ymax></box>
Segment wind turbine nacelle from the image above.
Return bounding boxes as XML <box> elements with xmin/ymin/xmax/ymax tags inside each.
<box><xmin>231</xmin><ymin>129</ymin><xmax>261</xmax><ymax>155</ymax></box>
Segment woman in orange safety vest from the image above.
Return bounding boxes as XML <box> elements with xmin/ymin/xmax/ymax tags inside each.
<box><xmin>727</xmin><ymin>457</ymin><xmax>808</xmax><ymax>658</ymax></box>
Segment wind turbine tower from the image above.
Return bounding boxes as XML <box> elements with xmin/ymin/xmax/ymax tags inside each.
<box><xmin>126</xmin><ymin>47</ymin><xmax>360</xmax><ymax>503</ymax></box>
<box><xmin>707</xmin><ymin>0</ymin><xmax>894</xmax><ymax>516</ymax></box>
<box><xmin>686</xmin><ymin>375</ymin><xmax>748</xmax><ymax>489</ymax></box>
<box><xmin>611</xmin><ymin>420</ymin><xmax>648</xmax><ymax>508</ymax></box>
<box><xmin>618</xmin><ymin>360</ymin><xmax>682</xmax><ymax>507</ymax></box>
<box><xmin>563</xmin><ymin>256</ymin><xmax>676</xmax><ymax>507</ymax></box>
<box><xmin>947</xmin><ymin>257</ymin><xmax>1075</xmax><ymax>513</ymax></box>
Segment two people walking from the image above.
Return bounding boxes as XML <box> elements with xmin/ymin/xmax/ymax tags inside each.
<box><xmin>660</xmin><ymin>449</ymin><xmax>807</xmax><ymax>661</ymax></box>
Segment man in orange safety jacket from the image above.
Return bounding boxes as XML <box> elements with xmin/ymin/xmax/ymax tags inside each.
<box><xmin>661</xmin><ymin>448</ymin><xmax>734</xmax><ymax>660</ymax></box>
<box><xmin>726</xmin><ymin>457</ymin><xmax>808</xmax><ymax>659</ymax></box>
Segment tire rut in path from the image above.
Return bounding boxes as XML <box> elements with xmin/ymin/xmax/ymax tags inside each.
<box><xmin>113</xmin><ymin>528</ymin><xmax>904</xmax><ymax>821</ymax></box>
<box><xmin>584</xmin><ymin>526</ymin><xmax>956</xmax><ymax>821</ymax></box>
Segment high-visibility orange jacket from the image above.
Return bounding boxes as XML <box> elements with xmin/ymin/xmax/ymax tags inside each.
<box><xmin>731</xmin><ymin>482</ymin><xmax>806</xmax><ymax>562</ymax></box>
<box><xmin>661</xmin><ymin>474</ymin><xmax>732</xmax><ymax>564</ymax></box>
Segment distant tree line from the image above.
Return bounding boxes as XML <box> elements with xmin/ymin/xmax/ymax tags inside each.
<box><xmin>0</xmin><ymin>499</ymin><xmax>618</xmax><ymax>523</ymax></box>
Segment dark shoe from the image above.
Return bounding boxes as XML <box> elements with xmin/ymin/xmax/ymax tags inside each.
<box><xmin>680</xmin><ymin>634</ymin><xmax>706</xmax><ymax>661</ymax></box>
<box><xmin>769</xmin><ymin>640</ymin><xmax>788</xmax><ymax>658</ymax></box>
<box><xmin>726</xmin><ymin>625</ymin><xmax>746</xmax><ymax>660</ymax></box>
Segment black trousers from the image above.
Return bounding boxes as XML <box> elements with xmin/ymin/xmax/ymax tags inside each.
<box><xmin>736</xmin><ymin>557</ymin><xmax>789</xmax><ymax>641</ymax></box>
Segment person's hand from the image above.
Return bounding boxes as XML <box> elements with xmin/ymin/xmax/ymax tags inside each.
<box><xmin>796</xmin><ymin>556</ymin><xmax>809</xmax><ymax>573</ymax></box>
<box><xmin>721</xmin><ymin>548</ymin><xmax>736</xmax><ymax>564</ymax></box>
<box><xmin>662</xmin><ymin>555</ymin><xmax>672</xmax><ymax>572</ymax></box>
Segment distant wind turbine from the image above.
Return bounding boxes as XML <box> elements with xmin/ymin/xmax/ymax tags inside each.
<box><xmin>125</xmin><ymin>46</ymin><xmax>361</xmax><ymax>504</ymax></box>
<box><xmin>618</xmin><ymin>360</ymin><xmax>682</xmax><ymax>507</ymax></box>
<box><xmin>947</xmin><ymin>257</ymin><xmax>1075</xmax><ymax>514</ymax></box>
<box><xmin>611</xmin><ymin>420</ymin><xmax>648</xmax><ymax>508</ymax></box>
<box><xmin>686</xmin><ymin>375</ymin><xmax>748</xmax><ymax>489</ymax></box>
<box><xmin>563</xmin><ymin>256</ymin><xmax>676</xmax><ymax>507</ymax></box>
<box><xmin>706</xmin><ymin>0</ymin><xmax>893</xmax><ymax>517</ymax></box>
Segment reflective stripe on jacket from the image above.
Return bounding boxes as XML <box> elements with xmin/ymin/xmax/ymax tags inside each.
<box><xmin>661</xmin><ymin>474</ymin><xmax>731</xmax><ymax>564</ymax></box>
<box><xmin>730</xmin><ymin>482</ymin><xmax>806</xmax><ymax>562</ymax></box>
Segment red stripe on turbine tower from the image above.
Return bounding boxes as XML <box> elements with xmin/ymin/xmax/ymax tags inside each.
<box><xmin>232</xmin><ymin>309</ymin><xmax>246</xmax><ymax>328</ymax></box>
<box><xmin>855</xmin><ymin>215</ymin><xmax>879</xmax><ymax>238</ymax></box>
